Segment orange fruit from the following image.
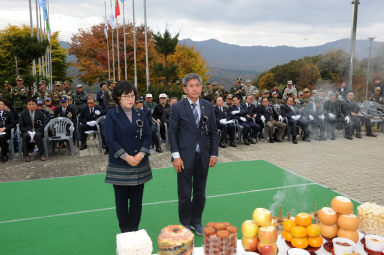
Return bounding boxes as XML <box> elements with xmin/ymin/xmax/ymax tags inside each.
<box><xmin>295</xmin><ymin>213</ymin><xmax>312</xmax><ymax>227</ymax></box>
<box><xmin>291</xmin><ymin>226</ymin><xmax>307</xmax><ymax>238</ymax></box>
<box><xmin>283</xmin><ymin>219</ymin><xmax>296</xmax><ymax>232</ymax></box>
<box><xmin>291</xmin><ymin>237</ymin><xmax>309</xmax><ymax>249</ymax></box>
<box><xmin>306</xmin><ymin>224</ymin><xmax>321</xmax><ymax>237</ymax></box>
<box><xmin>282</xmin><ymin>230</ymin><xmax>294</xmax><ymax>242</ymax></box>
<box><xmin>308</xmin><ymin>236</ymin><xmax>323</xmax><ymax>248</ymax></box>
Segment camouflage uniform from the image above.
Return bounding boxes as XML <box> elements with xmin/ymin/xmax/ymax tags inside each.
<box><xmin>369</xmin><ymin>94</ymin><xmax>384</xmax><ymax>106</ymax></box>
<box><xmin>52</xmin><ymin>89</ymin><xmax>65</xmax><ymax>106</ymax></box>
<box><xmin>210</xmin><ymin>86</ymin><xmax>227</xmax><ymax>100</ymax></box>
<box><xmin>63</xmin><ymin>88</ymin><xmax>74</xmax><ymax>97</ymax></box>
<box><xmin>271</xmin><ymin>98</ymin><xmax>283</xmax><ymax>105</ymax></box>
<box><xmin>229</xmin><ymin>85</ymin><xmax>246</xmax><ymax>99</ymax></box>
<box><xmin>35</xmin><ymin>89</ymin><xmax>52</xmax><ymax>101</ymax></box>
<box><xmin>298</xmin><ymin>98</ymin><xmax>311</xmax><ymax>108</ymax></box>
<box><xmin>244</xmin><ymin>84</ymin><xmax>257</xmax><ymax>96</ymax></box>
<box><xmin>12</xmin><ymin>86</ymin><xmax>28</xmax><ymax>111</ymax></box>
<box><xmin>105</xmin><ymin>88</ymin><xmax>115</xmax><ymax>109</ymax></box>
<box><xmin>1</xmin><ymin>85</ymin><xmax>13</xmax><ymax>106</ymax></box>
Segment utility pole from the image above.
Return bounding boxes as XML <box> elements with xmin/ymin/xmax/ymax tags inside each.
<box><xmin>144</xmin><ymin>0</ymin><xmax>150</xmax><ymax>91</ymax></box>
<box><xmin>347</xmin><ymin>0</ymin><xmax>360</xmax><ymax>90</ymax></box>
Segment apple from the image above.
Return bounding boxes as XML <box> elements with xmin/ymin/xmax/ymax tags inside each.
<box><xmin>257</xmin><ymin>242</ymin><xmax>278</xmax><ymax>255</ymax></box>
<box><xmin>242</xmin><ymin>237</ymin><xmax>259</xmax><ymax>252</ymax></box>
<box><xmin>242</xmin><ymin>220</ymin><xmax>259</xmax><ymax>238</ymax></box>
<box><xmin>258</xmin><ymin>226</ymin><xmax>278</xmax><ymax>243</ymax></box>
<box><xmin>252</xmin><ymin>208</ymin><xmax>273</xmax><ymax>227</ymax></box>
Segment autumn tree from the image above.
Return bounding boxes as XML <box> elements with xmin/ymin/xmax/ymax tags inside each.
<box><xmin>153</xmin><ymin>29</ymin><xmax>179</xmax><ymax>85</ymax></box>
<box><xmin>69</xmin><ymin>23</ymin><xmax>158</xmax><ymax>86</ymax></box>
<box><xmin>167</xmin><ymin>45</ymin><xmax>210</xmax><ymax>82</ymax></box>
<box><xmin>296</xmin><ymin>63</ymin><xmax>321</xmax><ymax>90</ymax></box>
<box><xmin>258</xmin><ymin>72</ymin><xmax>275</xmax><ymax>90</ymax></box>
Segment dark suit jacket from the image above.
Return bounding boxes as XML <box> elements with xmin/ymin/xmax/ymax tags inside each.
<box><xmin>323</xmin><ymin>100</ymin><xmax>345</xmax><ymax>118</ymax></box>
<box><xmin>104</xmin><ymin>106</ymin><xmax>152</xmax><ymax>166</ymax></box>
<box><xmin>79</xmin><ymin>105</ymin><xmax>105</xmax><ymax>125</ymax></box>
<box><xmin>342</xmin><ymin>99</ymin><xmax>360</xmax><ymax>116</ymax></box>
<box><xmin>337</xmin><ymin>87</ymin><xmax>349</xmax><ymax>99</ymax></box>
<box><xmin>229</xmin><ymin>104</ymin><xmax>249</xmax><ymax>121</ymax></box>
<box><xmin>214</xmin><ymin>106</ymin><xmax>231</xmax><ymax>124</ymax></box>
<box><xmin>245</xmin><ymin>103</ymin><xmax>257</xmax><ymax>117</ymax></box>
<box><xmin>0</xmin><ymin>110</ymin><xmax>16</xmax><ymax>135</ymax></box>
<box><xmin>19</xmin><ymin>109</ymin><xmax>46</xmax><ymax>133</ymax></box>
<box><xmin>256</xmin><ymin>104</ymin><xmax>278</xmax><ymax>121</ymax></box>
<box><xmin>303</xmin><ymin>102</ymin><xmax>324</xmax><ymax>118</ymax></box>
<box><xmin>153</xmin><ymin>103</ymin><xmax>170</xmax><ymax>123</ymax></box>
<box><xmin>281</xmin><ymin>104</ymin><xmax>299</xmax><ymax>119</ymax></box>
<box><xmin>169</xmin><ymin>98</ymin><xmax>218</xmax><ymax>169</ymax></box>
<box><xmin>54</xmin><ymin>105</ymin><xmax>78</xmax><ymax>126</ymax></box>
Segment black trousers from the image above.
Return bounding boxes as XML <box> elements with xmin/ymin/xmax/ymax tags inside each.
<box><xmin>217</xmin><ymin>123</ymin><xmax>235</xmax><ymax>142</ymax></box>
<box><xmin>0</xmin><ymin>133</ymin><xmax>10</xmax><ymax>156</ymax></box>
<box><xmin>346</xmin><ymin>116</ymin><xmax>373</xmax><ymax>136</ymax></box>
<box><xmin>288</xmin><ymin>118</ymin><xmax>310</xmax><ymax>138</ymax></box>
<box><xmin>113</xmin><ymin>184</ymin><xmax>144</xmax><ymax>233</ymax></box>
<box><xmin>22</xmin><ymin>131</ymin><xmax>44</xmax><ymax>156</ymax></box>
<box><xmin>308</xmin><ymin>118</ymin><xmax>325</xmax><ymax>137</ymax></box>
<box><xmin>177</xmin><ymin>152</ymin><xmax>208</xmax><ymax>226</ymax></box>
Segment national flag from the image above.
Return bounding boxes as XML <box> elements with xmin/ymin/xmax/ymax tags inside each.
<box><xmin>109</xmin><ymin>7</ymin><xmax>116</xmax><ymax>29</ymax></box>
<box><xmin>104</xmin><ymin>17</ymin><xmax>109</xmax><ymax>39</ymax></box>
<box><xmin>115</xmin><ymin>0</ymin><xmax>120</xmax><ymax>18</ymax></box>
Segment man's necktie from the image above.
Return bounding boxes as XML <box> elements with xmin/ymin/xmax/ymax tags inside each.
<box><xmin>191</xmin><ymin>103</ymin><xmax>200</xmax><ymax>152</ymax></box>
<box><xmin>30</xmin><ymin>111</ymin><xmax>35</xmax><ymax>129</ymax></box>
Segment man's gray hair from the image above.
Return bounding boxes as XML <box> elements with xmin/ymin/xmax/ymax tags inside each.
<box><xmin>182</xmin><ymin>73</ymin><xmax>202</xmax><ymax>87</ymax></box>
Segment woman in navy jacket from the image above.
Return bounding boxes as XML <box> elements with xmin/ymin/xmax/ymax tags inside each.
<box><xmin>104</xmin><ymin>80</ymin><xmax>152</xmax><ymax>232</ymax></box>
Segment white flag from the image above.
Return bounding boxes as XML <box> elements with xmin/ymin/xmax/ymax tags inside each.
<box><xmin>109</xmin><ymin>8</ymin><xmax>116</xmax><ymax>29</ymax></box>
<box><xmin>104</xmin><ymin>17</ymin><xmax>109</xmax><ymax>39</ymax></box>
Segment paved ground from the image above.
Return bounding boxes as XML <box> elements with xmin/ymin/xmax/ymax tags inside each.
<box><xmin>1</xmin><ymin>131</ymin><xmax>383</xmax><ymax>205</ymax></box>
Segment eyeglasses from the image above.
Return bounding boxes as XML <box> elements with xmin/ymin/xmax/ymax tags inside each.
<box><xmin>120</xmin><ymin>95</ymin><xmax>135</xmax><ymax>100</ymax></box>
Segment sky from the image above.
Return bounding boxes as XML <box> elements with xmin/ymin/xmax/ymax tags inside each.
<box><xmin>0</xmin><ymin>0</ymin><xmax>383</xmax><ymax>47</ymax></box>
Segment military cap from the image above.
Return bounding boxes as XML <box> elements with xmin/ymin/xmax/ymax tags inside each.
<box><xmin>303</xmin><ymin>88</ymin><xmax>311</xmax><ymax>93</ymax></box>
<box><xmin>16</xmin><ymin>76</ymin><xmax>23</xmax><ymax>81</ymax></box>
<box><xmin>206</xmin><ymin>82</ymin><xmax>211</xmax><ymax>85</ymax></box>
<box><xmin>298</xmin><ymin>91</ymin><xmax>304</xmax><ymax>96</ymax></box>
<box><xmin>375</xmin><ymin>86</ymin><xmax>381</xmax><ymax>91</ymax></box>
<box><xmin>38</xmin><ymin>80</ymin><xmax>46</xmax><ymax>85</ymax></box>
<box><xmin>212</xmin><ymin>81</ymin><xmax>218</xmax><ymax>86</ymax></box>
<box><xmin>136</xmin><ymin>96</ymin><xmax>145</xmax><ymax>103</ymax></box>
<box><xmin>64</xmin><ymin>80</ymin><xmax>70</xmax><ymax>84</ymax></box>
<box><xmin>45</xmin><ymin>97</ymin><xmax>51</xmax><ymax>101</ymax></box>
<box><xmin>287</xmin><ymin>80</ymin><xmax>293</xmax><ymax>85</ymax></box>
<box><xmin>60</xmin><ymin>96</ymin><xmax>68</xmax><ymax>103</ymax></box>
<box><xmin>77</xmin><ymin>84</ymin><xmax>83</xmax><ymax>88</ymax></box>
<box><xmin>252</xmin><ymin>90</ymin><xmax>259</xmax><ymax>95</ymax></box>
<box><xmin>262</xmin><ymin>89</ymin><xmax>269</xmax><ymax>94</ymax></box>
<box><xmin>245</xmin><ymin>79</ymin><xmax>252</xmax><ymax>83</ymax></box>
<box><xmin>55</xmin><ymin>81</ymin><xmax>62</xmax><ymax>86</ymax></box>
<box><xmin>159</xmin><ymin>93</ymin><xmax>167</xmax><ymax>98</ymax></box>
<box><xmin>272</xmin><ymin>91</ymin><xmax>277</xmax><ymax>95</ymax></box>
<box><xmin>236</xmin><ymin>77</ymin><xmax>242</xmax><ymax>82</ymax></box>
<box><xmin>227</xmin><ymin>94</ymin><xmax>233</xmax><ymax>99</ymax></box>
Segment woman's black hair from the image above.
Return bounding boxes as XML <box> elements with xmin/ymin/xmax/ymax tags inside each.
<box><xmin>112</xmin><ymin>80</ymin><xmax>137</xmax><ymax>104</ymax></box>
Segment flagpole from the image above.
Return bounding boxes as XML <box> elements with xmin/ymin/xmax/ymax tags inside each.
<box><xmin>48</xmin><ymin>0</ymin><xmax>53</xmax><ymax>89</ymax></box>
<box><xmin>29</xmin><ymin>0</ymin><xmax>36</xmax><ymax>81</ymax></box>
<box><xmin>144</xmin><ymin>0</ymin><xmax>150</xmax><ymax>91</ymax></box>
<box><xmin>105</xmin><ymin>2</ymin><xmax>111</xmax><ymax>80</ymax></box>
<box><xmin>132</xmin><ymin>0</ymin><xmax>138</xmax><ymax>88</ymax></box>
<box><xmin>35</xmin><ymin>0</ymin><xmax>41</xmax><ymax>82</ymax></box>
<box><xmin>111</xmin><ymin>0</ymin><xmax>115</xmax><ymax>81</ymax></box>
<box><xmin>39</xmin><ymin>3</ymin><xmax>45</xmax><ymax>78</ymax></box>
<box><xmin>116</xmin><ymin>18</ymin><xmax>121</xmax><ymax>81</ymax></box>
<box><xmin>123</xmin><ymin>0</ymin><xmax>127</xmax><ymax>80</ymax></box>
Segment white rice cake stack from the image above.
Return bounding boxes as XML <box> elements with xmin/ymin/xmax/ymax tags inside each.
<box><xmin>358</xmin><ymin>202</ymin><xmax>384</xmax><ymax>236</ymax></box>
<box><xmin>116</xmin><ymin>229</ymin><xmax>153</xmax><ymax>255</ymax></box>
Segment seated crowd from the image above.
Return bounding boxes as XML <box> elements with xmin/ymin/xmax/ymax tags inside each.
<box><xmin>0</xmin><ymin>76</ymin><xmax>383</xmax><ymax>163</ymax></box>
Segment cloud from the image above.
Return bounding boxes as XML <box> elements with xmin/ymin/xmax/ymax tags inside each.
<box><xmin>0</xmin><ymin>0</ymin><xmax>383</xmax><ymax>46</ymax></box>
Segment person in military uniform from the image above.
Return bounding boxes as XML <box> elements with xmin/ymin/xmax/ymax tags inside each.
<box><xmin>1</xmin><ymin>81</ymin><xmax>13</xmax><ymax>106</ymax></box>
<box><xmin>269</xmin><ymin>83</ymin><xmax>282</xmax><ymax>99</ymax></box>
<box><xmin>63</xmin><ymin>80</ymin><xmax>74</xmax><ymax>97</ymax></box>
<box><xmin>34</xmin><ymin>80</ymin><xmax>51</xmax><ymax>101</ymax></box>
<box><xmin>104</xmin><ymin>80</ymin><xmax>117</xmax><ymax>110</ymax></box>
<box><xmin>144</xmin><ymin>93</ymin><xmax>157</xmax><ymax>113</ymax></box>
<box><xmin>202</xmin><ymin>82</ymin><xmax>213</xmax><ymax>102</ymax></box>
<box><xmin>270</xmin><ymin>91</ymin><xmax>282</xmax><ymax>105</ymax></box>
<box><xmin>369</xmin><ymin>87</ymin><xmax>384</xmax><ymax>106</ymax></box>
<box><xmin>252</xmin><ymin>90</ymin><xmax>260</xmax><ymax>105</ymax></box>
<box><xmin>52</xmin><ymin>81</ymin><xmax>64</xmax><ymax>106</ymax></box>
<box><xmin>343</xmin><ymin>91</ymin><xmax>377</xmax><ymax>139</ymax></box>
<box><xmin>371</xmin><ymin>78</ymin><xmax>383</xmax><ymax>95</ymax></box>
<box><xmin>283</xmin><ymin>80</ymin><xmax>297</xmax><ymax>99</ymax></box>
<box><xmin>223</xmin><ymin>94</ymin><xmax>233</xmax><ymax>108</ymax></box>
<box><xmin>299</xmin><ymin>88</ymin><xmax>312</xmax><ymax>107</ymax></box>
<box><xmin>73</xmin><ymin>84</ymin><xmax>88</xmax><ymax>111</ymax></box>
<box><xmin>244</xmin><ymin>79</ymin><xmax>257</xmax><ymax>96</ymax></box>
<box><xmin>323</xmin><ymin>92</ymin><xmax>345</xmax><ymax>140</ymax></box>
<box><xmin>13</xmin><ymin>76</ymin><xmax>28</xmax><ymax>112</ymax></box>
<box><xmin>214</xmin><ymin>96</ymin><xmax>236</xmax><ymax>148</ymax></box>
<box><xmin>230</xmin><ymin>78</ymin><xmax>246</xmax><ymax>99</ymax></box>
<box><xmin>210</xmin><ymin>81</ymin><xmax>227</xmax><ymax>103</ymax></box>
<box><xmin>0</xmin><ymin>99</ymin><xmax>16</xmax><ymax>162</ymax></box>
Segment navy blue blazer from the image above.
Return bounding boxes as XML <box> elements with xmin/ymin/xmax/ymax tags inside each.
<box><xmin>104</xmin><ymin>105</ymin><xmax>152</xmax><ymax>166</ymax></box>
<box><xmin>169</xmin><ymin>98</ymin><xmax>219</xmax><ymax>169</ymax></box>
<box><xmin>229</xmin><ymin>104</ymin><xmax>249</xmax><ymax>121</ymax></box>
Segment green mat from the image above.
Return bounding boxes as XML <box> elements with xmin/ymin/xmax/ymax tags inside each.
<box><xmin>0</xmin><ymin>160</ymin><xmax>359</xmax><ymax>255</ymax></box>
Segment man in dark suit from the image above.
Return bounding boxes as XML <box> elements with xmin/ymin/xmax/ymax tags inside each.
<box><xmin>281</xmin><ymin>96</ymin><xmax>310</xmax><ymax>143</ymax></box>
<box><xmin>336</xmin><ymin>81</ymin><xmax>349</xmax><ymax>100</ymax></box>
<box><xmin>153</xmin><ymin>93</ymin><xmax>170</xmax><ymax>141</ymax></box>
<box><xmin>169</xmin><ymin>73</ymin><xmax>218</xmax><ymax>235</ymax></box>
<box><xmin>19</xmin><ymin>98</ymin><xmax>46</xmax><ymax>162</ymax></box>
<box><xmin>78</xmin><ymin>97</ymin><xmax>106</xmax><ymax>150</ymax></box>
<box><xmin>0</xmin><ymin>99</ymin><xmax>16</xmax><ymax>162</ymax></box>
<box><xmin>303</xmin><ymin>97</ymin><xmax>326</xmax><ymax>141</ymax></box>
<box><xmin>229</xmin><ymin>95</ymin><xmax>260</xmax><ymax>145</ymax></box>
<box><xmin>256</xmin><ymin>97</ymin><xmax>286</xmax><ymax>143</ymax></box>
<box><xmin>343</xmin><ymin>91</ymin><xmax>377</xmax><ymax>139</ymax></box>
<box><xmin>214</xmin><ymin>96</ymin><xmax>236</xmax><ymax>148</ymax></box>
<box><xmin>323</xmin><ymin>92</ymin><xmax>345</xmax><ymax>140</ymax></box>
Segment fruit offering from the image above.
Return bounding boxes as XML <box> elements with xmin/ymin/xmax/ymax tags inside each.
<box><xmin>319</xmin><ymin>196</ymin><xmax>360</xmax><ymax>243</ymax></box>
<box><xmin>282</xmin><ymin>212</ymin><xmax>323</xmax><ymax>249</ymax></box>
<box><xmin>241</xmin><ymin>208</ymin><xmax>278</xmax><ymax>255</ymax></box>
<box><xmin>204</xmin><ymin>222</ymin><xmax>238</xmax><ymax>255</ymax></box>
<box><xmin>358</xmin><ymin>202</ymin><xmax>384</xmax><ymax>236</ymax></box>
